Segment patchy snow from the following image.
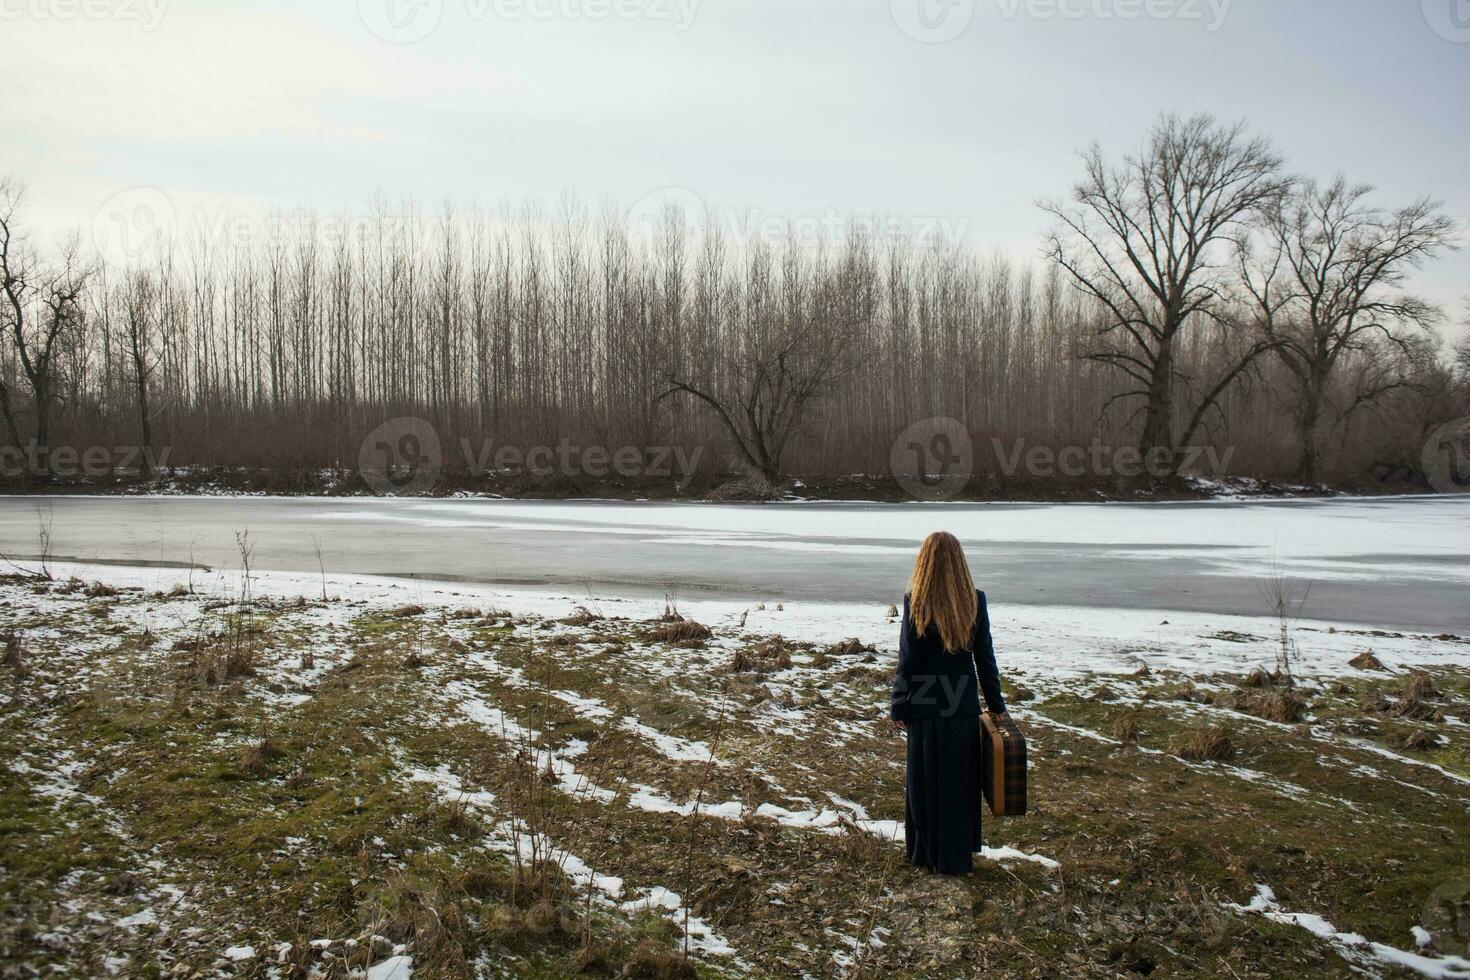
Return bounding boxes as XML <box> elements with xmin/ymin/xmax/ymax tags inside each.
<box><xmin>5</xmin><ymin>535</ymin><xmax>1466</xmax><ymax>976</ymax></box>
<box><xmin>978</xmin><ymin>845</ymin><xmax>1061</xmax><ymax>870</ymax></box>
<box><xmin>1225</xmin><ymin>884</ymin><xmax>1470</xmax><ymax>978</ymax></box>
<box><xmin>1341</xmin><ymin>737</ymin><xmax>1470</xmax><ymax>788</ymax></box>
<box><xmin>19</xmin><ymin>560</ymin><xmax>1470</xmax><ymax>690</ymax></box>
<box><xmin>407</xmin><ymin>766</ymin><xmax>496</xmax><ymax>809</ymax></box>
<box><xmin>621</xmin><ymin>885</ymin><xmax>738</xmax><ymax>958</ymax></box>
<box><xmin>366</xmin><ymin>954</ymin><xmax>413</xmax><ymax>979</ymax></box>
<box><xmin>618</xmin><ymin>716</ymin><xmax>722</xmax><ymax>764</ymax></box>
<box><xmin>444</xmin><ymin>679</ymin><xmax>618</xmax><ymax>803</ymax></box>
<box><xmin>115</xmin><ymin>908</ymin><xmax>158</xmax><ymax>929</ymax></box>
<box><xmin>554</xmin><ymin>689</ymin><xmax>615</xmax><ymax>720</ymax></box>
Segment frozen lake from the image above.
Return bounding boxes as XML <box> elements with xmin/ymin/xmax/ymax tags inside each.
<box><xmin>0</xmin><ymin>494</ymin><xmax>1466</xmax><ymax>632</ymax></box>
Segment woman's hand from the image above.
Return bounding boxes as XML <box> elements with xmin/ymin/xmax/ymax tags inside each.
<box><xmin>891</xmin><ymin>719</ymin><xmax>907</xmax><ymax>734</ymax></box>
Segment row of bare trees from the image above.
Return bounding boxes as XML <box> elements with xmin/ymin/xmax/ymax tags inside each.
<box><xmin>1044</xmin><ymin>114</ymin><xmax>1461</xmax><ymax>485</ymax></box>
<box><xmin>1</xmin><ymin>114</ymin><xmax>1465</xmax><ymax>489</ymax></box>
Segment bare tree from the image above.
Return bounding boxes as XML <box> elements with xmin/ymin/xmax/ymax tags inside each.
<box><xmin>1043</xmin><ymin>113</ymin><xmax>1291</xmax><ymax>471</ymax></box>
<box><xmin>0</xmin><ymin>168</ymin><xmax>1453</xmax><ymax>490</ymax></box>
<box><xmin>1238</xmin><ymin>178</ymin><xmax>1457</xmax><ymax>484</ymax></box>
<box><xmin>0</xmin><ymin>180</ymin><xmax>28</xmax><ymax>450</ymax></box>
<box><xmin>0</xmin><ymin>180</ymin><xmax>92</xmax><ymax>474</ymax></box>
<box><xmin>659</xmin><ymin>241</ymin><xmax>875</xmax><ymax>484</ymax></box>
<box><xmin>123</xmin><ymin>270</ymin><xmax>161</xmax><ymax>475</ymax></box>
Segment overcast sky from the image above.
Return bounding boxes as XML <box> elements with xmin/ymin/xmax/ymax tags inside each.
<box><xmin>5</xmin><ymin>0</ymin><xmax>1468</xmax><ymax>339</ymax></box>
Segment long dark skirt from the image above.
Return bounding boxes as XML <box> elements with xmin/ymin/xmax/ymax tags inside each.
<box><xmin>905</xmin><ymin>714</ymin><xmax>983</xmax><ymax>874</ymax></box>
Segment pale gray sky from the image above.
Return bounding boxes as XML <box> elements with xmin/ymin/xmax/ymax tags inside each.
<box><xmin>6</xmin><ymin>0</ymin><xmax>1468</xmax><ymax>338</ymax></box>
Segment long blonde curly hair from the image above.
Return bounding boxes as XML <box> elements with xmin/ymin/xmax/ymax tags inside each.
<box><xmin>908</xmin><ymin>531</ymin><xmax>977</xmax><ymax>654</ymax></box>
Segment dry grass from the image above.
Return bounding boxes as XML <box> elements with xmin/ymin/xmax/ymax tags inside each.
<box><xmin>1238</xmin><ymin>688</ymin><xmax>1307</xmax><ymax>724</ymax></box>
<box><xmin>238</xmin><ymin>736</ymin><xmax>284</xmax><ymax>776</ymax></box>
<box><xmin>389</xmin><ymin>604</ymin><xmax>427</xmax><ymax>618</ymax></box>
<box><xmin>1393</xmin><ymin>728</ymin><xmax>1436</xmax><ymax>751</ymax></box>
<box><xmin>361</xmin><ymin>874</ymin><xmax>475</xmax><ymax>974</ymax></box>
<box><xmin>1171</xmin><ymin>726</ymin><xmax>1236</xmax><ymax>761</ymax></box>
<box><xmin>1390</xmin><ymin>697</ymin><xmax>1446</xmax><ymax>723</ymax></box>
<box><xmin>1348</xmin><ymin>650</ymin><xmax>1386</xmax><ymax>671</ymax></box>
<box><xmin>3</xmin><ymin>631</ymin><xmax>23</xmax><ymax>671</ymax></box>
<box><xmin>726</xmin><ymin>638</ymin><xmax>793</xmax><ymax>674</ymax></box>
<box><xmin>561</xmin><ymin>606</ymin><xmax>603</xmax><ymax>627</ymax></box>
<box><xmin>1358</xmin><ymin>689</ymin><xmax>1394</xmax><ymax>714</ymax></box>
<box><xmin>1112</xmin><ymin>710</ymin><xmax>1140</xmax><ymax>742</ymax></box>
<box><xmin>9</xmin><ymin>573</ymin><xmax>1470</xmax><ymax>979</ymax></box>
<box><xmin>704</xmin><ymin>474</ymin><xmax>781</xmax><ymax>502</ymax></box>
<box><xmin>649</xmin><ymin>619</ymin><xmax>713</xmax><ymax>647</ymax></box>
<box><xmin>175</xmin><ymin>620</ymin><xmax>262</xmax><ymax>689</ymax></box>
<box><xmin>1406</xmin><ymin>671</ymin><xmax>1439</xmax><ymax>701</ymax></box>
<box><xmin>1240</xmin><ymin>667</ymin><xmax>1274</xmax><ymax>688</ymax></box>
<box><xmin>618</xmin><ymin>940</ymin><xmax>699</xmax><ymax>978</ymax></box>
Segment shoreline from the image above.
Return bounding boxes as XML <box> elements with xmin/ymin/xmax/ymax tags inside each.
<box><xmin>0</xmin><ymin>468</ymin><xmax>1435</xmax><ymax>504</ymax></box>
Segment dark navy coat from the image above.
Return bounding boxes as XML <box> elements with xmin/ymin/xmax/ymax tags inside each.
<box><xmin>890</xmin><ymin>589</ymin><xmax>1006</xmax><ymax>721</ymax></box>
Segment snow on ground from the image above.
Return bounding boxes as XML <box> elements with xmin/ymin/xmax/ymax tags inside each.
<box><xmin>6</xmin><ymin>551</ymin><xmax>1469</xmax><ymax>976</ymax></box>
<box><xmin>402</xmin><ymin>752</ymin><xmax>738</xmax><ymax>962</ymax></box>
<box><xmin>12</xmin><ymin>558</ymin><xmax>1467</xmax><ymax>686</ymax></box>
<box><xmin>1225</xmin><ymin>885</ymin><xmax>1470</xmax><ymax>979</ymax></box>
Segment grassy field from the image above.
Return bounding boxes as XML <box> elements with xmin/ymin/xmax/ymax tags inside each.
<box><xmin>2</xmin><ymin>568</ymin><xmax>1468</xmax><ymax>978</ymax></box>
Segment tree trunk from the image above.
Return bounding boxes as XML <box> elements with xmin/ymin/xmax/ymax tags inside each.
<box><xmin>138</xmin><ymin>383</ymin><xmax>153</xmax><ymax>478</ymax></box>
<box><xmin>0</xmin><ymin>387</ymin><xmax>20</xmax><ymax>452</ymax></box>
<box><xmin>131</xmin><ymin>327</ymin><xmax>153</xmax><ymax>479</ymax></box>
<box><xmin>32</xmin><ymin>383</ymin><xmax>50</xmax><ymax>478</ymax></box>
<box><xmin>1295</xmin><ymin>377</ymin><xmax>1323</xmax><ymax>487</ymax></box>
<box><xmin>1138</xmin><ymin>343</ymin><xmax>1175</xmax><ymax>471</ymax></box>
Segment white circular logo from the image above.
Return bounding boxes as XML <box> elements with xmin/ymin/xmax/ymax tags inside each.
<box><xmin>1423</xmin><ymin>0</ymin><xmax>1470</xmax><ymax>42</ymax></box>
<box><xmin>91</xmin><ymin>187</ymin><xmax>176</xmax><ymax>266</ymax></box>
<box><xmin>359</xmin><ymin>417</ymin><xmax>442</xmax><ymax>496</ymax></box>
<box><xmin>890</xmin><ymin>416</ymin><xmax>973</xmax><ymax>501</ymax></box>
<box><xmin>1423</xmin><ymin>416</ymin><xmax>1470</xmax><ymax>494</ymax></box>
<box><xmin>358</xmin><ymin>0</ymin><xmax>444</xmax><ymax>43</ymax></box>
<box><xmin>890</xmin><ymin>0</ymin><xmax>975</xmax><ymax>43</ymax></box>
<box><xmin>625</xmin><ymin>186</ymin><xmax>708</xmax><ymax>253</ymax></box>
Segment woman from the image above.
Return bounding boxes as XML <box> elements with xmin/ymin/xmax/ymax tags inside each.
<box><xmin>890</xmin><ymin>531</ymin><xmax>1008</xmax><ymax>875</ymax></box>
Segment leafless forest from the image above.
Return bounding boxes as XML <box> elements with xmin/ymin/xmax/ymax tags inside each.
<box><xmin>3</xmin><ymin>115</ymin><xmax>1467</xmax><ymax>491</ymax></box>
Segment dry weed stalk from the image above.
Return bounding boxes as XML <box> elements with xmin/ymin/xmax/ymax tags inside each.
<box><xmin>675</xmin><ymin>708</ymin><xmax>728</xmax><ymax>964</ymax></box>
<box><xmin>1255</xmin><ymin>554</ymin><xmax>1310</xmax><ymax>684</ymax></box>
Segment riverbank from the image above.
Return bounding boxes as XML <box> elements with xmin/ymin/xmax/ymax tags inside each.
<box><xmin>0</xmin><ymin>465</ymin><xmax>1424</xmax><ymax>503</ymax></box>
<box><xmin>3</xmin><ymin>561</ymin><xmax>1469</xmax><ymax>977</ymax></box>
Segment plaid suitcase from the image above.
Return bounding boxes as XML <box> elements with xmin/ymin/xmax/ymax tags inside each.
<box><xmin>978</xmin><ymin>712</ymin><xmax>1027</xmax><ymax>817</ymax></box>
